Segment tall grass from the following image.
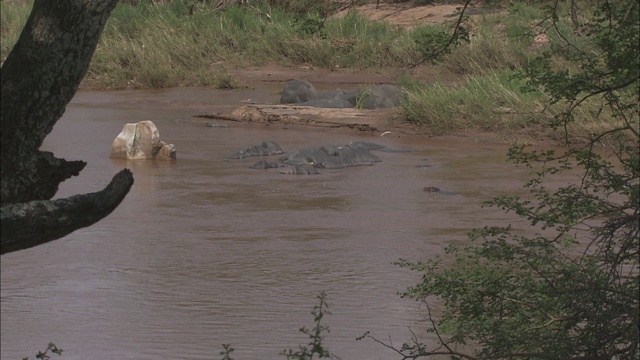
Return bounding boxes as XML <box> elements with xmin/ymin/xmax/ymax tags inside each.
<box><xmin>402</xmin><ymin>71</ymin><xmax>548</xmax><ymax>136</ymax></box>
<box><xmin>399</xmin><ymin>1</ymin><xmax>627</xmax><ymax>142</ymax></box>
<box><xmin>1</xmin><ymin>1</ymin><xmax>422</xmax><ymax>89</ymax></box>
<box><xmin>2</xmin><ymin>1</ymin><xmax>529</xmax><ymax>89</ymax></box>
<box><xmin>0</xmin><ymin>0</ymin><xmax>31</xmax><ymax>61</ymax></box>
<box><xmin>2</xmin><ymin>0</ymin><xmax>624</xmax><ymax>142</ymax></box>
<box><xmin>402</xmin><ymin>71</ymin><xmax>632</xmax><ymax>143</ymax></box>
<box><xmin>93</xmin><ymin>3</ymin><xmax>424</xmax><ymax>88</ymax></box>
<box><xmin>88</xmin><ymin>1</ymin><xmax>248</xmax><ymax>88</ymax></box>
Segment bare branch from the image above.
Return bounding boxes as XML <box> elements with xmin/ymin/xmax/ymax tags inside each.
<box><xmin>1</xmin><ymin>169</ymin><xmax>134</xmax><ymax>255</ymax></box>
<box><xmin>409</xmin><ymin>0</ymin><xmax>472</xmax><ymax>69</ymax></box>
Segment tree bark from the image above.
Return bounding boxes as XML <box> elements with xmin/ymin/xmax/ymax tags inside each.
<box><xmin>1</xmin><ymin>0</ymin><xmax>134</xmax><ymax>254</ymax></box>
<box><xmin>1</xmin><ymin>169</ymin><xmax>134</xmax><ymax>255</ymax></box>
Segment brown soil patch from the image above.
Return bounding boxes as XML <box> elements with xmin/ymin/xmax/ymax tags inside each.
<box><xmin>227</xmin><ymin>64</ymin><xmax>400</xmax><ymax>85</ymax></box>
<box><xmin>226</xmin><ymin>60</ymin><xmax>463</xmax><ymax>87</ymax></box>
<box><xmin>333</xmin><ymin>3</ymin><xmax>464</xmax><ymax>28</ymax></box>
<box><xmin>332</xmin><ymin>2</ymin><xmax>503</xmax><ymax>28</ymax></box>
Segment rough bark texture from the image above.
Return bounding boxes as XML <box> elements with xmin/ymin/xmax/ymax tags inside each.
<box><xmin>1</xmin><ymin>0</ymin><xmax>134</xmax><ymax>254</ymax></box>
<box><xmin>1</xmin><ymin>169</ymin><xmax>134</xmax><ymax>255</ymax></box>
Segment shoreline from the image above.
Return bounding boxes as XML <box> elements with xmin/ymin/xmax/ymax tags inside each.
<box><xmin>76</xmin><ymin>66</ymin><xmax>545</xmax><ymax>146</ymax></box>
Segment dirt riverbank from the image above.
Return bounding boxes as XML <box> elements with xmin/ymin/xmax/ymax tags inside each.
<box><xmin>199</xmin><ymin>2</ymin><xmax>519</xmax><ymax>143</ymax></box>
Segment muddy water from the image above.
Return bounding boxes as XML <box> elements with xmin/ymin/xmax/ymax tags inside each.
<box><xmin>1</xmin><ymin>86</ymin><xmax>534</xmax><ymax>360</ymax></box>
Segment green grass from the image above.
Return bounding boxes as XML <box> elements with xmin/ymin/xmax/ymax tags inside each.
<box><xmin>87</xmin><ymin>1</ymin><xmax>246</xmax><ymax>89</ymax></box>
<box><xmin>402</xmin><ymin>71</ymin><xmax>548</xmax><ymax>137</ymax></box>
<box><xmin>398</xmin><ymin>1</ymin><xmax>634</xmax><ymax>143</ymax></box>
<box><xmin>0</xmin><ymin>1</ymin><xmax>521</xmax><ymax>89</ymax></box>
<box><xmin>2</xmin><ymin>0</ymin><xmax>631</xmax><ymax>143</ymax></box>
<box><xmin>401</xmin><ymin>70</ymin><xmax>635</xmax><ymax>143</ymax></box>
<box><xmin>102</xmin><ymin>3</ymin><xmax>421</xmax><ymax>88</ymax></box>
<box><xmin>0</xmin><ymin>0</ymin><xmax>30</xmax><ymax>60</ymax></box>
<box><xmin>1</xmin><ymin>1</ymin><xmax>422</xmax><ymax>89</ymax></box>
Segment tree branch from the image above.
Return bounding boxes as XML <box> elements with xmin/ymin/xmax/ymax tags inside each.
<box><xmin>1</xmin><ymin>169</ymin><xmax>134</xmax><ymax>255</ymax></box>
<box><xmin>409</xmin><ymin>0</ymin><xmax>472</xmax><ymax>69</ymax></box>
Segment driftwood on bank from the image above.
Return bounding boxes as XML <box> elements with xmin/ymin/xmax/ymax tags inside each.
<box><xmin>195</xmin><ymin>104</ymin><xmax>398</xmax><ymax>132</ymax></box>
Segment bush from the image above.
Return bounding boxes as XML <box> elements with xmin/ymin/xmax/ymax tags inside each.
<box><xmin>386</xmin><ymin>0</ymin><xmax>639</xmax><ymax>358</ymax></box>
<box><xmin>280</xmin><ymin>292</ymin><xmax>337</xmax><ymax>360</ymax></box>
<box><xmin>411</xmin><ymin>25</ymin><xmax>452</xmax><ymax>60</ymax></box>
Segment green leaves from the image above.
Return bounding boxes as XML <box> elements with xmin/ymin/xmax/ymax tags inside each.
<box><xmin>400</xmin><ymin>136</ymin><xmax>638</xmax><ymax>357</ymax></box>
<box><xmin>281</xmin><ymin>292</ymin><xmax>336</xmax><ymax>360</ymax></box>
<box><xmin>397</xmin><ymin>2</ymin><xmax>639</xmax><ymax>356</ymax></box>
<box><xmin>220</xmin><ymin>292</ymin><xmax>336</xmax><ymax>360</ymax></box>
<box><xmin>412</xmin><ymin>25</ymin><xmax>456</xmax><ymax>61</ymax></box>
<box><xmin>520</xmin><ymin>0</ymin><xmax>639</xmax><ymax>143</ymax></box>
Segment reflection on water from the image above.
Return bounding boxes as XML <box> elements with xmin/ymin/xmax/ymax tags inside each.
<box><xmin>2</xmin><ymin>87</ymin><xmax>531</xmax><ymax>360</ymax></box>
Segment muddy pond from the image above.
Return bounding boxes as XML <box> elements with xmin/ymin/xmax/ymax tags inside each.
<box><xmin>2</xmin><ymin>85</ymin><xmax>539</xmax><ymax>359</ymax></box>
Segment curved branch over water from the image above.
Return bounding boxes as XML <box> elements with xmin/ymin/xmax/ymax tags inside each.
<box><xmin>1</xmin><ymin>169</ymin><xmax>134</xmax><ymax>255</ymax></box>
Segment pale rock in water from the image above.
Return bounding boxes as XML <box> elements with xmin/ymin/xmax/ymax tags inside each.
<box><xmin>110</xmin><ymin>120</ymin><xmax>176</xmax><ymax>160</ymax></box>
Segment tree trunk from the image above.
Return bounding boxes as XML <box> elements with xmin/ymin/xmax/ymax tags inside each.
<box><xmin>1</xmin><ymin>0</ymin><xmax>134</xmax><ymax>254</ymax></box>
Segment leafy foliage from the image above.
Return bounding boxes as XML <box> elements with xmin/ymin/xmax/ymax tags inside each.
<box><xmin>388</xmin><ymin>0</ymin><xmax>639</xmax><ymax>358</ymax></box>
<box><xmin>292</xmin><ymin>13</ymin><xmax>327</xmax><ymax>38</ymax></box>
<box><xmin>410</xmin><ymin>2</ymin><xmax>470</xmax><ymax>65</ymax></box>
<box><xmin>281</xmin><ymin>292</ymin><xmax>337</xmax><ymax>360</ymax></box>
<box><xmin>396</xmin><ymin>141</ymin><xmax>638</xmax><ymax>358</ymax></box>
<box><xmin>412</xmin><ymin>25</ymin><xmax>455</xmax><ymax>60</ymax></box>
<box><xmin>217</xmin><ymin>292</ymin><xmax>336</xmax><ymax>359</ymax></box>
<box><xmin>520</xmin><ymin>0</ymin><xmax>639</xmax><ymax>141</ymax></box>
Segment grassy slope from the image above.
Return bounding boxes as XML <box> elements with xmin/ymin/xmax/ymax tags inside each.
<box><xmin>88</xmin><ymin>1</ymin><xmax>421</xmax><ymax>89</ymax></box>
<box><xmin>0</xmin><ymin>1</ymin><xmax>627</xmax><ymax>143</ymax></box>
